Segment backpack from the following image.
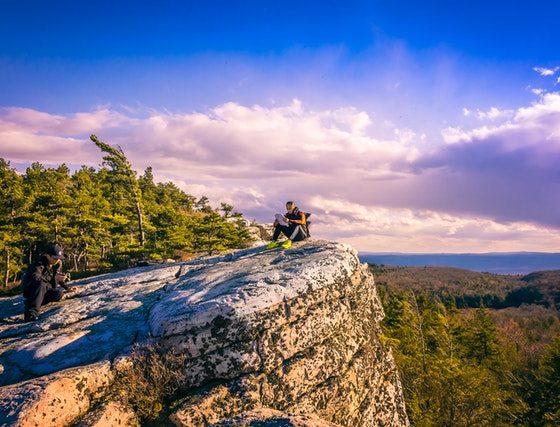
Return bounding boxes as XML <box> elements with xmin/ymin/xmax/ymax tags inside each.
<box><xmin>302</xmin><ymin>212</ymin><xmax>312</xmax><ymax>237</ymax></box>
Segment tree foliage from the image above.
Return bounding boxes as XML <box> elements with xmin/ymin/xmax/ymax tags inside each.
<box><xmin>0</xmin><ymin>153</ymin><xmax>253</xmax><ymax>288</ymax></box>
<box><xmin>90</xmin><ymin>134</ymin><xmax>146</xmax><ymax>247</ymax></box>
<box><xmin>377</xmin><ymin>265</ymin><xmax>560</xmax><ymax>426</ymax></box>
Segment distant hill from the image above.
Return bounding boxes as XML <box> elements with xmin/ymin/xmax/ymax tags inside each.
<box><xmin>360</xmin><ymin>252</ymin><xmax>560</xmax><ymax>274</ymax></box>
<box><xmin>509</xmin><ymin>270</ymin><xmax>560</xmax><ymax>310</ymax></box>
<box><xmin>370</xmin><ymin>264</ymin><xmax>560</xmax><ymax>311</ymax></box>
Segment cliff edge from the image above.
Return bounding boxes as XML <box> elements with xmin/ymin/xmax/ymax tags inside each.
<box><xmin>0</xmin><ymin>240</ymin><xmax>408</xmax><ymax>426</ymax></box>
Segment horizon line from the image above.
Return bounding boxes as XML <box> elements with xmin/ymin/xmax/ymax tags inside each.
<box><xmin>358</xmin><ymin>251</ymin><xmax>560</xmax><ymax>256</ymax></box>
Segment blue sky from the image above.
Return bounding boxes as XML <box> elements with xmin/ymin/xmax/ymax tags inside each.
<box><xmin>2</xmin><ymin>0</ymin><xmax>558</xmax><ymax>113</ymax></box>
<box><xmin>1</xmin><ymin>1</ymin><xmax>560</xmax><ymax>252</ymax></box>
<box><xmin>2</xmin><ymin>1</ymin><xmax>558</xmax><ymax>59</ymax></box>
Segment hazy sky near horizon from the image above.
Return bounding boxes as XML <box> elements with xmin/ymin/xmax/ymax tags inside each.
<box><xmin>1</xmin><ymin>0</ymin><xmax>560</xmax><ymax>252</ymax></box>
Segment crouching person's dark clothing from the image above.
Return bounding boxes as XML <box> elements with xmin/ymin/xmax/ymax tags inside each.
<box><xmin>22</xmin><ymin>256</ymin><xmax>68</xmax><ymax>320</ymax></box>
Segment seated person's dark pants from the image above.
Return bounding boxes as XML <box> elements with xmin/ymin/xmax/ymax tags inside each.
<box><xmin>273</xmin><ymin>223</ymin><xmax>307</xmax><ymax>242</ymax></box>
<box><xmin>23</xmin><ymin>283</ymin><xmax>64</xmax><ymax>317</ymax></box>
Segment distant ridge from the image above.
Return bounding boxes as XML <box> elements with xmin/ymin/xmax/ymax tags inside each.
<box><xmin>359</xmin><ymin>252</ymin><xmax>560</xmax><ymax>275</ymax></box>
<box><xmin>362</xmin><ymin>251</ymin><xmax>560</xmax><ymax>256</ymax></box>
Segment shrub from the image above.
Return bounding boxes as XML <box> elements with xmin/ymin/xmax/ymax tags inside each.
<box><xmin>109</xmin><ymin>343</ymin><xmax>187</xmax><ymax>420</ymax></box>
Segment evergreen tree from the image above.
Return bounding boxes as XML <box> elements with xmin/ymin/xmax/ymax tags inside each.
<box><xmin>19</xmin><ymin>162</ymin><xmax>74</xmax><ymax>260</ymax></box>
<box><xmin>66</xmin><ymin>166</ymin><xmax>112</xmax><ymax>270</ymax></box>
<box><xmin>380</xmin><ymin>288</ymin><xmax>525</xmax><ymax>426</ymax></box>
<box><xmin>459</xmin><ymin>307</ymin><xmax>502</xmax><ymax>369</ymax></box>
<box><xmin>0</xmin><ymin>153</ymin><xmax>253</xmax><ymax>287</ymax></box>
<box><xmin>0</xmin><ymin>159</ymin><xmax>24</xmax><ymax>287</ymax></box>
<box><xmin>90</xmin><ymin>135</ymin><xmax>146</xmax><ymax>247</ymax></box>
<box><xmin>220</xmin><ymin>202</ymin><xmax>234</xmax><ymax>218</ymax></box>
<box><xmin>195</xmin><ymin>196</ymin><xmax>212</xmax><ymax>213</ymax></box>
<box><xmin>522</xmin><ymin>334</ymin><xmax>560</xmax><ymax>423</ymax></box>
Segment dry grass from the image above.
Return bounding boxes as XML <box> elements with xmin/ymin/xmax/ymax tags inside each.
<box><xmin>108</xmin><ymin>343</ymin><xmax>187</xmax><ymax>420</ymax></box>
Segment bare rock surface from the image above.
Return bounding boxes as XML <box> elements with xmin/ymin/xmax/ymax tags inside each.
<box><xmin>0</xmin><ymin>240</ymin><xmax>408</xmax><ymax>426</ymax></box>
<box><xmin>0</xmin><ymin>362</ymin><xmax>113</xmax><ymax>427</ymax></box>
<box><xmin>75</xmin><ymin>401</ymin><xmax>139</xmax><ymax>427</ymax></box>
<box><xmin>211</xmin><ymin>408</ymin><xmax>341</xmax><ymax>426</ymax></box>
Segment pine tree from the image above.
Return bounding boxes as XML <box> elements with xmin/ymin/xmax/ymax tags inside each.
<box><xmin>90</xmin><ymin>135</ymin><xmax>146</xmax><ymax>247</ymax></box>
<box><xmin>0</xmin><ymin>159</ymin><xmax>24</xmax><ymax>287</ymax></box>
<box><xmin>19</xmin><ymin>162</ymin><xmax>74</xmax><ymax>260</ymax></box>
<box><xmin>523</xmin><ymin>334</ymin><xmax>560</xmax><ymax>423</ymax></box>
<box><xmin>0</xmin><ymin>153</ymin><xmax>253</xmax><ymax>287</ymax></box>
<box><xmin>195</xmin><ymin>196</ymin><xmax>212</xmax><ymax>213</ymax></box>
<box><xmin>220</xmin><ymin>202</ymin><xmax>234</xmax><ymax>218</ymax></box>
<box><xmin>460</xmin><ymin>307</ymin><xmax>502</xmax><ymax>369</ymax></box>
<box><xmin>67</xmin><ymin>166</ymin><xmax>112</xmax><ymax>270</ymax></box>
<box><xmin>380</xmin><ymin>288</ymin><xmax>523</xmax><ymax>426</ymax></box>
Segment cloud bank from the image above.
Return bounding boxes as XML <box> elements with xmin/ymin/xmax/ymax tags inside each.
<box><xmin>1</xmin><ymin>93</ymin><xmax>560</xmax><ymax>252</ymax></box>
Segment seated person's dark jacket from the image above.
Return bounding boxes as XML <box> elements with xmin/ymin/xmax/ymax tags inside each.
<box><xmin>272</xmin><ymin>207</ymin><xmax>309</xmax><ymax>242</ymax></box>
<box><xmin>286</xmin><ymin>207</ymin><xmax>306</xmax><ymax>225</ymax></box>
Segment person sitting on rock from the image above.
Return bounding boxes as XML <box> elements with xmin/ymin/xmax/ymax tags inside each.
<box><xmin>21</xmin><ymin>244</ymin><xmax>75</xmax><ymax>322</ymax></box>
<box><xmin>267</xmin><ymin>201</ymin><xmax>309</xmax><ymax>250</ymax></box>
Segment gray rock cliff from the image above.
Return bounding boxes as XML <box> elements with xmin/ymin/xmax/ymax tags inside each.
<box><xmin>0</xmin><ymin>240</ymin><xmax>408</xmax><ymax>426</ymax></box>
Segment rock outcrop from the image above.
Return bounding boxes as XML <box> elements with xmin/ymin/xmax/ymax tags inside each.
<box><xmin>0</xmin><ymin>240</ymin><xmax>408</xmax><ymax>426</ymax></box>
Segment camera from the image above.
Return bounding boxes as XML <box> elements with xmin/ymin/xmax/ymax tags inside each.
<box><xmin>56</xmin><ymin>272</ymin><xmax>71</xmax><ymax>283</ymax></box>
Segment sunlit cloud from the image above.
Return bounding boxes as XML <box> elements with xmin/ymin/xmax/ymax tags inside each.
<box><xmin>1</xmin><ymin>92</ymin><xmax>560</xmax><ymax>252</ymax></box>
<box><xmin>309</xmin><ymin>196</ymin><xmax>560</xmax><ymax>253</ymax></box>
<box><xmin>533</xmin><ymin>66</ymin><xmax>559</xmax><ymax>77</ymax></box>
<box><xmin>462</xmin><ymin>106</ymin><xmax>514</xmax><ymax>121</ymax></box>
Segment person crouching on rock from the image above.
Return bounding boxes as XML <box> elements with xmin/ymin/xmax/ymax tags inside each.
<box><xmin>267</xmin><ymin>201</ymin><xmax>309</xmax><ymax>250</ymax></box>
<box><xmin>22</xmin><ymin>244</ymin><xmax>75</xmax><ymax>322</ymax></box>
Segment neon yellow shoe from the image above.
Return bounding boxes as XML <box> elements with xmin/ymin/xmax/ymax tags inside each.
<box><xmin>266</xmin><ymin>241</ymin><xmax>279</xmax><ymax>250</ymax></box>
<box><xmin>281</xmin><ymin>239</ymin><xmax>292</xmax><ymax>249</ymax></box>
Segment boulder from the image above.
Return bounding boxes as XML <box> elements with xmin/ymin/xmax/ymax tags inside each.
<box><xmin>0</xmin><ymin>240</ymin><xmax>408</xmax><ymax>426</ymax></box>
<box><xmin>75</xmin><ymin>401</ymin><xmax>139</xmax><ymax>427</ymax></box>
<box><xmin>0</xmin><ymin>362</ymin><xmax>113</xmax><ymax>427</ymax></box>
<box><xmin>210</xmin><ymin>408</ymin><xmax>341</xmax><ymax>426</ymax></box>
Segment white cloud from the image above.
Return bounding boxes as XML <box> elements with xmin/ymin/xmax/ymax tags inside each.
<box><xmin>478</xmin><ymin>107</ymin><xmax>514</xmax><ymax>120</ymax></box>
<box><xmin>416</xmin><ymin>91</ymin><xmax>560</xmax><ymax>244</ymax></box>
<box><xmin>394</xmin><ymin>128</ymin><xmax>418</xmax><ymax>144</ymax></box>
<box><xmin>441</xmin><ymin>124</ymin><xmax>517</xmax><ymax>144</ymax></box>
<box><xmin>514</xmin><ymin>91</ymin><xmax>560</xmax><ymax>122</ymax></box>
<box><xmin>461</xmin><ymin>106</ymin><xmax>514</xmax><ymax>121</ymax></box>
<box><xmin>0</xmin><ymin>106</ymin><xmax>134</xmax><ymax>136</ymax></box>
<box><xmin>1</xmin><ymin>94</ymin><xmax>560</xmax><ymax>252</ymax></box>
<box><xmin>0</xmin><ymin>101</ymin><xmax>385</xmax><ymax>172</ymax></box>
<box><xmin>444</xmin><ymin>93</ymin><xmax>560</xmax><ymax>146</ymax></box>
<box><xmin>533</xmin><ymin>66</ymin><xmax>559</xmax><ymax>76</ymax></box>
<box><xmin>309</xmin><ymin>196</ymin><xmax>560</xmax><ymax>253</ymax></box>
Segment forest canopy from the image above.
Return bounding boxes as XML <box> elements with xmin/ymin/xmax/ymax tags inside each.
<box><xmin>0</xmin><ymin>136</ymin><xmax>253</xmax><ymax>288</ymax></box>
<box><xmin>374</xmin><ymin>264</ymin><xmax>560</xmax><ymax>426</ymax></box>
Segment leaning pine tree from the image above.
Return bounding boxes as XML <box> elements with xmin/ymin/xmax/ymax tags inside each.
<box><xmin>90</xmin><ymin>135</ymin><xmax>146</xmax><ymax>247</ymax></box>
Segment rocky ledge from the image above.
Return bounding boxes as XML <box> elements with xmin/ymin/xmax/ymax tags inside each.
<box><xmin>0</xmin><ymin>240</ymin><xmax>408</xmax><ymax>426</ymax></box>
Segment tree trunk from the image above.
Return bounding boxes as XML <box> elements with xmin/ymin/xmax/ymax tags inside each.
<box><xmin>410</xmin><ymin>291</ymin><xmax>428</xmax><ymax>374</ymax></box>
<box><xmin>3</xmin><ymin>251</ymin><xmax>9</xmax><ymax>289</ymax></box>
<box><xmin>84</xmin><ymin>242</ymin><xmax>89</xmax><ymax>270</ymax></box>
<box><xmin>135</xmin><ymin>200</ymin><xmax>145</xmax><ymax>246</ymax></box>
<box><xmin>75</xmin><ymin>250</ymin><xmax>86</xmax><ymax>271</ymax></box>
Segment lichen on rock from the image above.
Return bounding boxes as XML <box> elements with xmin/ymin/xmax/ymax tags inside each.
<box><xmin>0</xmin><ymin>240</ymin><xmax>408</xmax><ymax>426</ymax></box>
